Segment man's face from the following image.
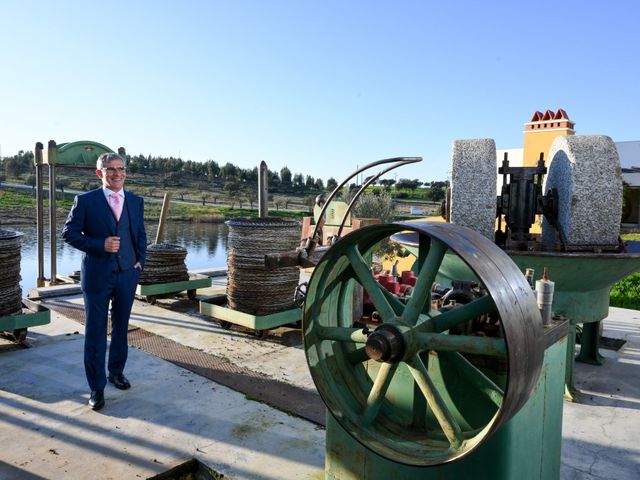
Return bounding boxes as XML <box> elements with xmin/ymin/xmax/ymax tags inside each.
<box><xmin>96</xmin><ymin>158</ymin><xmax>127</xmax><ymax>192</ymax></box>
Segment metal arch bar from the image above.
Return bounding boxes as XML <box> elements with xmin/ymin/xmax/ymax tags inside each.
<box><xmin>335</xmin><ymin>157</ymin><xmax>423</xmax><ymax>239</ymax></box>
<box><xmin>310</xmin><ymin>157</ymin><xmax>422</xmax><ymax>244</ymax></box>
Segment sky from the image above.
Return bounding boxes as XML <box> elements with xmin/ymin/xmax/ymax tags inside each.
<box><xmin>1</xmin><ymin>0</ymin><xmax>639</xmax><ymax>184</ymax></box>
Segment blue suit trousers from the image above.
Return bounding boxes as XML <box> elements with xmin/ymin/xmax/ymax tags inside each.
<box><xmin>83</xmin><ymin>267</ymin><xmax>140</xmax><ymax>391</ymax></box>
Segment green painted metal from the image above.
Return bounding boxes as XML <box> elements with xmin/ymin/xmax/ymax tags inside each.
<box><xmin>575</xmin><ymin>322</ymin><xmax>604</xmax><ymax>365</ymax></box>
<box><xmin>0</xmin><ymin>299</ymin><xmax>51</xmax><ymax>331</ymax></box>
<box><xmin>433</xmin><ymin>251</ymin><xmax>640</xmax><ymax>394</ymax></box>
<box><xmin>304</xmin><ymin>222</ymin><xmax>545</xmax><ymax>466</ymax></box>
<box><xmin>325</xmin><ymin>323</ymin><xmax>568</xmax><ymax>479</ymax></box>
<box><xmin>399</xmin><ymin>238</ymin><xmax>640</xmax><ymax>395</ymax></box>
<box><xmin>136</xmin><ymin>273</ymin><xmax>211</xmax><ymax>297</ymax></box>
<box><xmin>199</xmin><ymin>301</ymin><xmax>301</xmax><ymax>330</ymax></box>
<box><xmin>506</xmin><ymin>252</ymin><xmax>640</xmax><ymax>323</ymax></box>
<box><xmin>44</xmin><ymin>140</ymin><xmax>114</xmax><ymax>166</ymax></box>
<box><xmin>402</xmin><ymin>246</ymin><xmax>640</xmax><ymax>325</ymax></box>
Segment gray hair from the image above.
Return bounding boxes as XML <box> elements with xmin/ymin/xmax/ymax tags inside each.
<box><xmin>96</xmin><ymin>152</ymin><xmax>126</xmax><ymax>170</ymax></box>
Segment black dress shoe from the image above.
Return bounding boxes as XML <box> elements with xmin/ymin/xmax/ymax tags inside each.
<box><xmin>108</xmin><ymin>373</ymin><xmax>131</xmax><ymax>390</ymax></box>
<box><xmin>89</xmin><ymin>390</ymin><xmax>105</xmax><ymax>411</ymax></box>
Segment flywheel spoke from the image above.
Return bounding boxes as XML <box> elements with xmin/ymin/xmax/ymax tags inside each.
<box><xmin>414</xmin><ymin>332</ymin><xmax>506</xmax><ymax>357</ymax></box>
<box><xmin>407</xmin><ymin>354</ymin><xmax>464</xmax><ymax>448</ymax></box>
<box><xmin>400</xmin><ymin>239</ymin><xmax>447</xmax><ymax>326</ymax></box>
<box><xmin>379</xmin><ymin>284</ymin><xmax>406</xmax><ymax>316</ymax></box>
<box><xmin>318</xmin><ymin>326</ymin><xmax>369</xmax><ymax>344</ymax></box>
<box><xmin>345</xmin><ymin>244</ymin><xmax>396</xmax><ymax>322</ymax></box>
<box><xmin>362</xmin><ymin>362</ymin><xmax>398</xmax><ymax>426</ymax></box>
<box><xmin>348</xmin><ymin>346</ymin><xmax>371</xmax><ymax>364</ymax></box>
<box><xmin>441</xmin><ymin>352</ymin><xmax>504</xmax><ymax>408</ymax></box>
<box><xmin>425</xmin><ymin>295</ymin><xmax>497</xmax><ymax>333</ymax></box>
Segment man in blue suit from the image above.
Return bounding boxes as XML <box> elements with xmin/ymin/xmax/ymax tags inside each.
<box><xmin>62</xmin><ymin>152</ymin><xmax>147</xmax><ymax>411</ymax></box>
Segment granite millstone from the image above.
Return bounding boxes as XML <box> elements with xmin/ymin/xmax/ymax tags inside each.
<box><xmin>450</xmin><ymin>139</ymin><xmax>497</xmax><ymax>240</ymax></box>
<box><xmin>542</xmin><ymin>135</ymin><xmax>623</xmax><ymax>247</ymax></box>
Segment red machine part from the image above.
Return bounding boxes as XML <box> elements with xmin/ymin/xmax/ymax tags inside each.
<box><xmin>363</xmin><ymin>270</ymin><xmax>417</xmax><ymax>318</ymax></box>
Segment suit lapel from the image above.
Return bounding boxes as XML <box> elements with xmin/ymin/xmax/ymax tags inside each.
<box><xmin>124</xmin><ymin>191</ymin><xmax>136</xmax><ymax>240</ymax></box>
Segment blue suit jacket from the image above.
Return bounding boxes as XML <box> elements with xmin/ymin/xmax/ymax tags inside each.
<box><xmin>62</xmin><ymin>188</ymin><xmax>147</xmax><ymax>293</ymax></box>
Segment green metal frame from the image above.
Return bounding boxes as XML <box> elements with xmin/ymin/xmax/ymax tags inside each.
<box><xmin>35</xmin><ymin>140</ymin><xmax>123</xmax><ymax>287</ymax></box>
<box><xmin>0</xmin><ymin>299</ymin><xmax>51</xmax><ymax>331</ymax></box>
<box><xmin>136</xmin><ymin>273</ymin><xmax>211</xmax><ymax>298</ymax></box>
<box><xmin>324</xmin><ymin>321</ymin><xmax>568</xmax><ymax>479</ymax></box>
<box><xmin>433</xmin><ymin>250</ymin><xmax>640</xmax><ymax>397</ymax></box>
<box><xmin>398</xmin><ymin>237</ymin><xmax>640</xmax><ymax>397</ymax></box>
<box><xmin>199</xmin><ymin>300</ymin><xmax>301</xmax><ymax>331</ymax></box>
<box><xmin>43</xmin><ymin>140</ymin><xmax>115</xmax><ymax>166</ymax></box>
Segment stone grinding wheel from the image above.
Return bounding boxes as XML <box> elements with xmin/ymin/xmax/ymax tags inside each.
<box><xmin>542</xmin><ymin>135</ymin><xmax>623</xmax><ymax>248</ymax></box>
<box><xmin>450</xmin><ymin>139</ymin><xmax>497</xmax><ymax>240</ymax></box>
<box><xmin>303</xmin><ymin>222</ymin><xmax>543</xmax><ymax>466</ymax></box>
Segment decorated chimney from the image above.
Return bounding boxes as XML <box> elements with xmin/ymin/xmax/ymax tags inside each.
<box><xmin>522</xmin><ymin>108</ymin><xmax>575</xmax><ymax>166</ymax></box>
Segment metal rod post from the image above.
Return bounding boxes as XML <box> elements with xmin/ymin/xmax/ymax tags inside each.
<box><xmin>34</xmin><ymin>142</ymin><xmax>45</xmax><ymax>287</ymax></box>
<box><xmin>155</xmin><ymin>193</ymin><xmax>172</xmax><ymax>244</ymax></box>
<box><xmin>258</xmin><ymin>160</ymin><xmax>268</xmax><ymax>218</ymax></box>
<box><xmin>47</xmin><ymin>140</ymin><xmax>57</xmax><ymax>285</ymax></box>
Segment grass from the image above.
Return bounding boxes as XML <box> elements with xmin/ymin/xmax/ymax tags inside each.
<box><xmin>610</xmin><ymin>272</ymin><xmax>640</xmax><ymax>310</ymax></box>
<box><xmin>614</xmin><ymin>233</ymin><xmax>640</xmax><ymax>310</ymax></box>
<box><xmin>0</xmin><ymin>188</ymin><xmax>73</xmax><ymax>210</ymax></box>
<box><xmin>621</xmin><ymin>233</ymin><xmax>640</xmax><ymax>241</ymax></box>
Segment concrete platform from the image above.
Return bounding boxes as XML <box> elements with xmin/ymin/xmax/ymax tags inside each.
<box><xmin>562</xmin><ymin>307</ymin><xmax>640</xmax><ymax>480</ymax></box>
<box><xmin>0</xmin><ymin>310</ymin><xmax>324</xmax><ymax>479</ymax></box>
<box><xmin>1</xmin><ymin>284</ymin><xmax>640</xmax><ymax>479</ymax></box>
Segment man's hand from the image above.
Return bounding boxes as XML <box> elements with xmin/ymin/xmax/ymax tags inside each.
<box><xmin>104</xmin><ymin>236</ymin><xmax>120</xmax><ymax>253</ymax></box>
<box><xmin>134</xmin><ymin>262</ymin><xmax>142</xmax><ymax>270</ymax></box>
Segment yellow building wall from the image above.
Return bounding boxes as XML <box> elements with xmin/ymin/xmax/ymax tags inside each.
<box><xmin>522</xmin><ymin>128</ymin><xmax>574</xmax><ymax>166</ymax></box>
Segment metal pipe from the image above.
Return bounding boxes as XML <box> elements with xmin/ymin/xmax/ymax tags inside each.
<box><xmin>47</xmin><ymin>140</ymin><xmax>57</xmax><ymax>285</ymax></box>
<box><xmin>335</xmin><ymin>157</ymin><xmax>422</xmax><ymax>239</ymax></box>
<box><xmin>34</xmin><ymin>142</ymin><xmax>45</xmax><ymax>287</ymax></box>
<box><xmin>155</xmin><ymin>193</ymin><xmax>172</xmax><ymax>244</ymax></box>
<box><xmin>264</xmin><ymin>246</ymin><xmax>330</xmax><ymax>270</ymax></box>
<box><xmin>258</xmin><ymin>160</ymin><xmax>268</xmax><ymax>218</ymax></box>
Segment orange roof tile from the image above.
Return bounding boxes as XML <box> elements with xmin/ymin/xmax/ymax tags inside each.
<box><xmin>542</xmin><ymin>109</ymin><xmax>555</xmax><ymax>121</ymax></box>
<box><xmin>530</xmin><ymin>111</ymin><xmax>543</xmax><ymax>122</ymax></box>
<box><xmin>554</xmin><ymin>108</ymin><xmax>569</xmax><ymax>120</ymax></box>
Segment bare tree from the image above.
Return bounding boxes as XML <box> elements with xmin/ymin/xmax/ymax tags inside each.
<box><xmin>246</xmin><ymin>192</ymin><xmax>257</xmax><ymax>210</ymax></box>
<box><xmin>56</xmin><ymin>177</ymin><xmax>70</xmax><ymax>200</ymax></box>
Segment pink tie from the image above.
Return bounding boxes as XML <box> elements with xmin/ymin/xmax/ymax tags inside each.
<box><xmin>109</xmin><ymin>193</ymin><xmax>122</xmax><ymax>221</ymax></box>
